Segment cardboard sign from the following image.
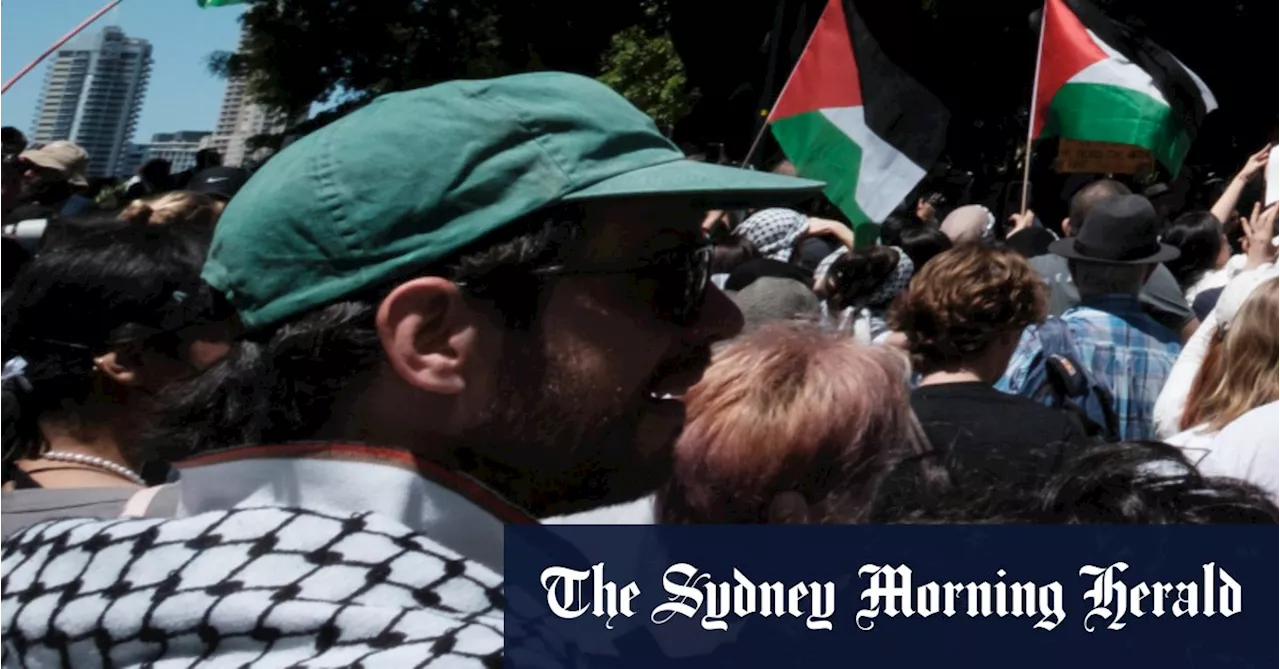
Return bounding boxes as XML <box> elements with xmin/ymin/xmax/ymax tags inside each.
<box><xmin>1055</xmin><ymin>138</ymin><xmax>1155</xmax><ymax>175</ymax></box>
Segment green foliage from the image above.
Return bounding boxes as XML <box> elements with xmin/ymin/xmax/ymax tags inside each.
<box><xmin>93</xmin><ymin>182</ymin><xmax>127</xmax><ymax>210</ymax></box>
<box><xmin>225</xmin><ymin>0</ymin><xmax>511</xmax><ymax>119</ymax></box>
<box><xmin>597</xmin><ymin>26</ymin><xmax>699</xmax><ymax>134</ymax></box>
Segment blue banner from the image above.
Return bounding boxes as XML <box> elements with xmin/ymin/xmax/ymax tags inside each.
<box><xmin>505</xmin><ymin>526</ymin><xmax>1277</xmax><ymax>668</ymax></box>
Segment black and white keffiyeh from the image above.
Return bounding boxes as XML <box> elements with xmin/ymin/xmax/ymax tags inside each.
<box><xmin>814</xmin><ymin>246</ymin><xmax>914</xmax><ymax>310</ymax></box>
<box><xmin>854</xmin><ymin>246</ymin><xmax>914</xmax><ymax>310</ymax></box>
<box><xmin>734</xmin><ymin>208</ymin><xmax>808</xmax><ymax>262</ymax></box>
<box><xmin>2</xmin><ymin>506</ymin><xmax>510</xmax><ymax>668</ymax></box>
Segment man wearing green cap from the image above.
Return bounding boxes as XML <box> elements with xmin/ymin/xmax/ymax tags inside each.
<box><xmin>0</xmin><ymin>72</ymin><xmax>821</xmax><ymax>666</ymax></box>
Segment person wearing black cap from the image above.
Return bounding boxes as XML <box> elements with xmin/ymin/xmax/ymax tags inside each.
<box><xmin>997</xmin><ymin>194</ymin><xmax>1183</xmax><ymax>441</ymax></box>
<box><xmin>171</xmin><ymin>148</ymin><xmax>222</xmax><ymax>190</ymax></box>
<box><xmin>1027</xmin><ymin>179</ymin><xmax>1199</xmax><ymax>342</ymax></box>
<box><xmin>186</xmin><ymin>165</ymin><xmax>250</xmax><ymax>202</ymax></box>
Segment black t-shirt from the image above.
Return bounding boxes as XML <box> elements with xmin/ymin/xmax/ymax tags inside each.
<box><xmin>910</xmin><ymin>381</ymin><xmax>1091</xmax><ymax>484</ymax></box>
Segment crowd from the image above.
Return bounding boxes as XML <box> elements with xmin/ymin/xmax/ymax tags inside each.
<box><xmin>0</xmin><ymin>70</ymin><xmax>1276</xmax><ymax>666</ymax></box>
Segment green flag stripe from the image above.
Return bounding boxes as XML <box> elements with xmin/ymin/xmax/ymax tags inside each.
<box><xmin>197</xmin><ymin>0</ymin><xmax>248</xmax><ymax>8</ymax></box>
<box><xmin>771</xmin><ymin>110</ymin><xmax>871</xmax><ymax>227</ymax></box>
<box><xmin>1041</xmin><ymin>82</ymin><xmax>1192</xmax><ymax>175</ymax></box>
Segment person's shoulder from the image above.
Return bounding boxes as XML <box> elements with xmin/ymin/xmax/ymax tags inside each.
<box><xmin>915</xmin><ymin>382</ymin><xmax>1042</xmax><ymax>410</ymax></box>
<box><xmin>2</xmin><ymin>507</ymin><xmax>511</xmax><ymax>669</ymax></box>
<box><xmin>1213</xmin><ymin>402</ymin><xmax>1280</xmax><ymax>444</ymax></box>
<box><xmin>1027</xmin><ymin>253</ymin><xmax>1065</xmax><ymax>275</ymax></box>
<box><xmin>1</xmin><ymin>487</ymin><xmax>138</xmax><ymax>539</ymax></box>
<box><xmin>1142</xmin><ymin>264</ymin><xmax>1194</xmax><ymax>309</ymax></box>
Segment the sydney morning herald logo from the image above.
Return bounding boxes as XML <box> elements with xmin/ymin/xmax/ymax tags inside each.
<box><xmin>538</xmin><ymin>562</ymin><xmax>1241</xmax><ymax>632</ymax></box>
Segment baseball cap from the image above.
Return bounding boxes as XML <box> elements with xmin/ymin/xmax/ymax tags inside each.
<box><xmin>187</xmin><ymin>166</ymin><xmax>250</xmax><ymax>201</ymax></box>
<box><xmin>205</xmin><ymin>71</ymin><xmax>824</xmax><ymax>331</ymax></box>
<box><xmin>18</xmin><ymin>141</ymin><xmax>88</xmax><ymax>187</ymax></box>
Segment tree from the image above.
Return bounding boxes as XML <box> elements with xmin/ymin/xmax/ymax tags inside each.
<box><xmin>216</xmin><ymin>0</ymin><xmax>1275</xmax><ymax>194</ymax></box>
<box><xmin>212</xmin><ymin>0</ymin><xmax>656</xmax><ymax>124</ymax></box>
<box><xmin>597</xmin><ymin>26</ymin><xmax>699</xmax><ymax>134</ymax></box>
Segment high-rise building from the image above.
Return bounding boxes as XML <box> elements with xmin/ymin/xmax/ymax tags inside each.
<box><xmin>118</xmin><ymin>143</ymin><xmax>147</xmax><ymax>178</ymax></box>
<box><xmin>140</xmin><ymin>131</ymin><xmax>212</xmax><ymax>173</ymax></box>
<box><xmin>202</xmin><ymin>29</ymin><xmax>287</xmax><ymax>167</ymax></box>
<box><xmin>29</xmin><ymin>26</ymin><xmax>152</xmax><ymax>178</ymax></box>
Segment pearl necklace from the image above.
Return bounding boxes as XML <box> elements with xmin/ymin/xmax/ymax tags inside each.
<box><xmin>40</xmin><ymin>451</ymin><xmax>146</xmax><ymax>486</ymax></box>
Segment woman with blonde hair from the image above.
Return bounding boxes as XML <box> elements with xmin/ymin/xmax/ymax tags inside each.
<box><xmin>657</xmin><ymin>322</ymin><xmax>925</xmax><ymax>524</ymax></box>
<box><xmin>119</xmin><ymin>191</ymin><xmax>223</xmax><ymax>230</ymax></box>
<box><xmin>1169</xmin><ymin>277</ymin><xmax>1278</xmax><ymax>452</ymax></box>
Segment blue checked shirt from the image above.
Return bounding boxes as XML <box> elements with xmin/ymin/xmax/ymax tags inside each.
<box><xmin>996</xmin><ymin>295</ymin><xmax>1182</xmax><ymax>441</ymax></box>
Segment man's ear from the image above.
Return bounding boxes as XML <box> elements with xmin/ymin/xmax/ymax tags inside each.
<box><xmin>376</xmin><ymin>277</ymin><xmax>476</xmax><ymax>395</ymax></box>
<box><xmin>1061</xmin><ymin>218</ymin><xmax>1073</xmax><ymax>237</ymax></box>
<box><xmin>93</xmin><ymin>351</ymin><xmax>139</xmax><ymax>387</ymax></box>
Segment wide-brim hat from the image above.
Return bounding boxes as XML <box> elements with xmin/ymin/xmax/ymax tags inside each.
<box><xmin>19</xmin><ymin>140</ymin><xmax>89</xmax><ymax>187</ymax></box>
<box><xmin>1048</xmin><ymin>194</ymin><xmax>1179</xmax><ymax>265</ymax></box>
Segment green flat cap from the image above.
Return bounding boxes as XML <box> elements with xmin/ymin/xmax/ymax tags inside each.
<box><xmin>203</xmin><ymin>71</ymin><xmax>824</xmax><ymax>331</ymax></box>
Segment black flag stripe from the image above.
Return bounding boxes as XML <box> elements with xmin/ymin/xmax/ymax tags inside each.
<box><xmin>1066</xmin><ymin>0</ymin><xmax>1209</xmax><ymax>143</ymax></box>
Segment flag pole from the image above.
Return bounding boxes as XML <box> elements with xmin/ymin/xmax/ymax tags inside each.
<box><xmin>1019</xmin><ymin>3</ymin><xmax>1048</xmax><ymax>213</ymax></box>
<box><xmin>2</xmin><ymin>0</ymin><xmax>125</xmax><ymax>95</ymax></box>
<box><xmin>740</xmin><ymin>4</ymin><xmax>828</xmax><ymax>169</ymax></box>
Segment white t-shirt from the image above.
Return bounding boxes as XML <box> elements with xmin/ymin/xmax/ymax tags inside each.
<box><xmin>1191</xmin><ymin>402</ymin><xmax>1279</xmax><ymax>501</ymax></box>
<box><xmin>1183</xmin><ymin>255</ymin><xmax>1249</xmax><ymax>304</ymax></box>
<box><xmin>1167</xmin><ymin>424</ymin><xmax>1218</xmax><ymax>452</ymax></box>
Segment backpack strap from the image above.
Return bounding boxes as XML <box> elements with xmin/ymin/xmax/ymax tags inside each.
<box><xmin>1033</xmin><ymin>318</ymin><xmax>1122</xmax><ymax>442</ymax></box>
<box><xmin>1032</xmin><ymin>317</ymin><xmax>1073</xmax><ymax>357</ymax></box>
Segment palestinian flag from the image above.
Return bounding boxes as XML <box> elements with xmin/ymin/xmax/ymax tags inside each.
<box><xmin>768</xmin><ymin>0</ymin><xmax>948</xmax><ymax>239</ymax></box>
<box><xmin>197</xmin><ymin>0</ymin><xmax>246</xmax><ymax>7</ymax></box>
<box><xmin>1034</xmin><ymin>0</ymin><xmax>1217</xmax><ymax>176</ymax></box>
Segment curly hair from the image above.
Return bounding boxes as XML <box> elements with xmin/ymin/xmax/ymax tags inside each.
<box><xmin>889</xmin><ymin>243</ymin><xmax>1046</xmax><ymax>372</ymax></box>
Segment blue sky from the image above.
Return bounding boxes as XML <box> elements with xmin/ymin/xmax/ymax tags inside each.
<box><xmin>1</xmin><ymin>0</ymin><xmax>246</xmax><ymax>141</ymax></box>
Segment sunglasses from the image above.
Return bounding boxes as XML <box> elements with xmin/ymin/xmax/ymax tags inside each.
<box><xmin>464</xmin><ymin>244</ymin><xmax>713</xmax><ymax>327</ymax></box>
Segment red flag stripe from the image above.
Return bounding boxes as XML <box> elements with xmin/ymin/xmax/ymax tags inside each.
<box><xmin>1034</xmin><ymin>0</ymin><xmax>1108</xmax><ymax>137</ymax></box>
<box><xmin>768</xmin><ymin>0</ymin><xmax>863</xmax><ymax>123</ymax></box>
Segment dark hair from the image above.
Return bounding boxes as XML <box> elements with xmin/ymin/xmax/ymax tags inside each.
<box><xmin>2</xmin><ymin>237</ymin><xmax>32</xmax><ymax>291</ymax></box>
<box><xmin>898</xmin><ymin>225</ymin><xmax>953</xmax><ymax>270</ymax></box>
<box><xmin>1223</xmin><ymin>215</ymin><xmax>1245</xmax><ymax>256</ymax></box>
<box><xmin>1162</xmin><ymin>211</ymin><xmax>1224</xmax><ymax>291</ymax></box>
<box><xmin>821</xmin><ymin>246</ymin><xmax>901</xmax><ymax>310</ymax></box>
<box><xmin>143</xmin><ymin>206</ymin><xmax>586</xmax><ymax>459</ymax></box>
<box><xmin>139</xmin><ymin>158</ymin><xmax>171</xmax><ymax>182</ymax></box>
<box><xmin>710</xmin><ymin>234</ymin><xmax>760</xmax><ymax>275</ymax></box>
<box><xmin>1068</xmin><ymin>179</ymin><xmax>1131</xmax><ymax>235</ymax></box>
<box><xmin>877</xmin><ymin>441</ymin><xmax>1278</xmax><ymax>524</ymax></box>
<box><xmin>39</xmin><ymin>212</ymin><xmax>133</xmax><ymax>252</ymax></box>
<box><xmin>194</xmin><ymin>149</ymin><xmax>222</xmax><ymax>170</ymax></box>
<box><xmin>2</xmin><ymin>224</ymin><xmax>216</xmax><ymax>461</ymax></box>
<box><xmin>2</xmin><ymin>127</ymin><xmax>27</xmax><ymax>157</ymax></box>
<box><xmin>878</xmin><ymin>212</ymin><xmax>914</xmax><ymax>247</ymax></box>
